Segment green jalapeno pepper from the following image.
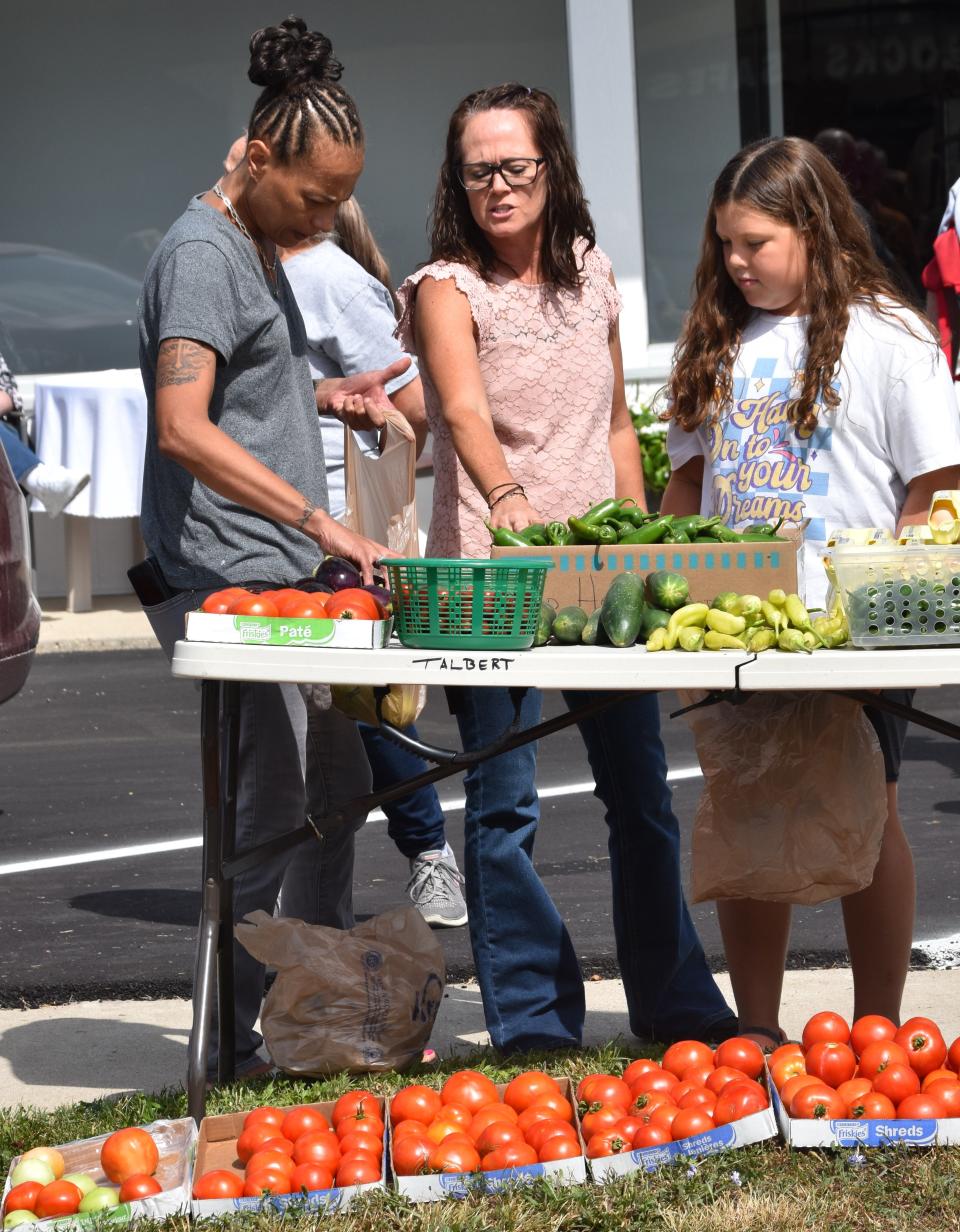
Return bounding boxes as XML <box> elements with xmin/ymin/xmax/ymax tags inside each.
<box><xmin>618</xmin><ymin>514</ymin><xmax>675</xmax><ymax>544</ymax></box>
<box><xmin>568</xmin><ymin>516</ymin><xmax>620</xmax><ymax>545</ymax></box>
<box><xmin>486</xmin><ymin>523</ymin><xmax>533</xmax><ymax>548</ymax></box>
<box><xmin>579</xmin><ymin>497</ymin><xmax>631</xmax><ymax>526</ymax></box>
<box><xmin>546</xmin><ymin>521</ymin><xmax>572</xmax><ymax>546</ymax></box>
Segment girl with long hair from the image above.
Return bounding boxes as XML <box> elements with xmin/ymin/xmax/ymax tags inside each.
<box><xmin>664</xmin><ymin>136</ymin><xmax>960</xmax><ymax>1045</ymax></box>
<box><xmin>398</xmin><ymin>83</ymin><xmax>736</xmax><ymax>1052</ymax></box>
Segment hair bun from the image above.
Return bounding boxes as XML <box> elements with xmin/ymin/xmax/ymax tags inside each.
<box><xmin>248</xmin><ymin>15</ymin><xmax>343</xmax><ymax>89</ymax></box>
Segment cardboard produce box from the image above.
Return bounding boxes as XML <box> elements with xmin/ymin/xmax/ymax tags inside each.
<box><xmin>184</xmin><ymin>611</ymin><xmax>392</xmax><ymax>649</ymax></box>
<box><xmin>491</xmin><ymin>534</ymin><xmax>801</xmax><ymax>614</ymax></box>
<box><xmin>769</xmin><ymin>1075</ymin><xmax>960</xmax><ymax>1149</ymax></box>
<box><xmin>192</xmin><ymin>1098</ymin><xmax>386</xmax><ymax>1217</ymax></box>
<box><xmin>389</xmin><ymin>1078</ymin><xmax>586</xmax><ymax>1203</ymax></box>
<box><xmin>2</xmin><ymin>1119</ymin><xmax>196</xmax><ymax>1228</ymax></box>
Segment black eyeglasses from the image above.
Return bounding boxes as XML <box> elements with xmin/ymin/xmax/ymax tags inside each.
<box><xmin>457</xmin><ymin>157</ymin><xmax>546</xmax><ymax>191</ymax></box>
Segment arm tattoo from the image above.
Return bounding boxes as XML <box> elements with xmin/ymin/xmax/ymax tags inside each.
<box><xmin>156</xmin><ymin>339</ymin><xmax>211</xmax><ymax>388</ymax></box>
<box><xmin>296</xmin><ymin>500</ymin><xmax>317</xmax><ymax>532</ymax></box>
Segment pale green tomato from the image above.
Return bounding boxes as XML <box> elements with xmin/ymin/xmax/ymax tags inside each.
<box><xmin>61</xmin><ymin>1174</ymin><xmax>97</xmax><ymax>1197</ymax></box>
<box><xmin>4</xmin><ymin>1212</ymin><xmax>39</xmax><ymax>1229</ymax></box>
<box><xmin>9</xmin><ymin>1162</ymin><xmax>55</xmax><ymax>1189</ymax></box>
<box><xmin>78</xmin><ymin>1188</ymin><xmax>121</xmax><ymax>1213</ymax></box>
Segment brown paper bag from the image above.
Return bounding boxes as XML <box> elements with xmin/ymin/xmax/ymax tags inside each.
<box><xmin>236</xmin><ymin>907</ymin><xmax>445</xmax><ymax>1075</ymax></box>
<box><xmin>682</xmin><ymin>691</ymin><xmax>887</xmax><ymax>905</ymax></box>
<box><xmin>341</xmin><ymin>407</ymin><xmax>425</xmax><ymax>727</ymax></box>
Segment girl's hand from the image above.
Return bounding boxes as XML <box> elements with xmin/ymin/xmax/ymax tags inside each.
<box><xmin>488</xmin><ymin>493</ymin><xmax>540</xmax><ymax>532</ymax></box>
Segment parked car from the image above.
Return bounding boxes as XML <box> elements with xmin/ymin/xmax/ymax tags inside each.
<box><xmin>0</xmin><ymin>441</ymin><xmax>41</xmax><ymax>703</ymax></box>
<box><xmin>0</xmin><ymin>243</ymin><xmax>139</xmax><ymax>375</ymax></box>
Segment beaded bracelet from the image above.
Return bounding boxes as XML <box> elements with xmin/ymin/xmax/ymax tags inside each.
<box><xmin>485</xmin><ymin>480</ymin><xmax>519</xmax><ymax>501</ymax></box>
<box><xmin>488</xmin><ymin>485</ymin><xmax>526</xmax><ymax>511</ymax></box>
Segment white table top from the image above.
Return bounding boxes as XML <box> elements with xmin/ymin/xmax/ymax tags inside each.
<box><xmin>171</xmin><ymin>639</ymin><xmax>960</xmax><ymax>692</ymax></box>
<box><xmin>32</xmin><ymin>368</ymin><xmax>147</xmax><ymax>518</ymax></box>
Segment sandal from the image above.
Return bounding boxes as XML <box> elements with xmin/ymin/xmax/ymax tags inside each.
<box><xmin>737</xmin><ymin>1024</ymin><xmax>787</xmax><ymax>1053</ymax></box>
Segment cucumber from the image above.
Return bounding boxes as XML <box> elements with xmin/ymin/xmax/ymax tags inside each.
<box><xmin>639</xmin><ymin>605</ymin><xmax>671</xmax><ymax>640</ymax></box>
<box><xmin>600</xmin><ymin>572</ymin><xmax>646</xmax><ymax>647</ymax></box>
<box><xmin>534</xmin><ymin>602</ymin><xmax>555</xmax><ymax>647</ymax></box>
<box><xmin>645</xmin><ymin>570</ymin><xmax>690</xmax><ymax>612</ymax></box>
<box><xmin>552</xmin><ymin>605</ymin><xmax>589</xmax><ymax>643</ymax></box>
<box><xmin>581</xmin><ymin>608</ymin><xmax>604</xmax><ymax>645</ymax></box>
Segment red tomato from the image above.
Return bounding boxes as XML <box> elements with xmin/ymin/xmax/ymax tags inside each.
<box><xmin>331</xmin><ymin>1089</ymin><xmax>380</xmax><ymax>1128</ymax></box>
<box><xmin>921</xmin><ymin>1068</ymin><xmax>957</xmax><ymax>1090</ymax></box>
<box><xmin>426</xmin><ymin>1138</ymin><xmax>481</xmax><ymax>1175</ymax></box>
<box><xmin>34</xmin><ymin>1182</ymin><xmax>82</xmax><ymax>1218</ymax></box>
<box><xmin>425</xmin><ymin>1115</ymin><xmax>464</xmax><ymax>1145</ymax></box>
<box><xmin>801</xmin><ymin>1011</ymin><xmax>851</xmax><ymax>1052</ymax></box>
<box><xmin>201</xmin><ymin>588</ymin><xmax>248</xmax><ymax>613</ymax></box>
<box><xmin>850</xmin><ymin>1014</ymin><xmax>898</xmax><ymax>1058</ymax></box>
<box><xmin>3</xmin><ymin>1183</ymin><xmax>43</xmax><ymax>1214</ymax></box>
<box><xmin>805</xmin><ymin>1041</ymin><xmax>858</xmax><ymax>1088</ymax></box>
<box><xmin>770</xmin><ymin>1054</ymin><xmax>807</xmax><ymax>1091</ymax></box>
<box><xmin>229</xmin><ymin>594</ymin><xmax>280</xmax><ymax>617</ymax></box>
<box><xmin>516</xmin><ymin>1104</ymin><xmax>559</xmax><ymax>1135</ymax></box>
<box><xmin>236</xmin><ymin>1123</ymin><xmax>285</xmax><ymax>1164</ymax></box>
<box><xmin>335</xmin><ymin>1153</ymin><xmax>382</xmax><ymax>1186</ymax></box>
<box><xmin>281</xmin><ymin>1106</ymin><xmax>330</xmax><ymax>1142</ymax></box>
<box><xmin>337</xmin><ymin>1131</ymin><xmax>383</xmax><ymax>1159</ymax></box>
<box><xmin>467</xmin><ymin>1104</ymin><xmax>518</xmax><ymax>1141</ymax></box>
<box><xmin>847</xmin><ymin>1092</ymin><xmax>896</xmax><ymax>1119</ymax></box>
<box><xmin>119</xmin><ymin>1174</ymin><xmax>163</xmax><ymax>1202</ymax></box>
<box><xmin>705</xmin><ymin>1066</ymin><xmax>750</xmax><ymax>1095</ymax></box>
<box><xmin>857</xmin><ymin>1039</ymin><xmax>911</xmax><ymax>1079</ymax></box>
<box><xmin>392</xmin><ymin>1119</ymin><xmax>431</xmax><ymax>1141</ymax></box>
<box><xmin>390</xmin><ymin>1085</ymin><xmax>443</xmax><ymax>1126</ymax></box>
<box><xmin>244</xmin><ymin>1150</ymin><xmax>294</xmax><ymax>1179</ymax></box>
<box><xmin>713</xmin><ymin>1037</ymin><xmax>765</xmax><ymax>1080</ymax></box>
<box><xmin>630</xmin><ymin>1090</ymin><xmax>674</xmax><ymax>1120</ymax></box>
<box><xmin>101</xmin><ymin>1128</ymin><xmax>160</xmax><ymax>1183</ymax></box>
<box><xmin>243</xmin><ymin>1106</ymin><xmax>286</xmax><ymax>1132</ymax></box>
<box><xmin>586</xmin><ymin>1129</ymin><xmax>632</xmax><ymax>1158</ymax></box>
<box><xmin>440</xmin><ymin>1070</ymin><xmax>499</xmax><ymax>1114</ymax></box>
<box><xmin>291</xmin><ymin>1132</ymin><xmax>341</xmax><ymax>1169</ymax></box>
<box><xmin>629</xmin><ymin>1068</ymin><xmax>679</xmax><ymax>1097</ymax></box>
<box><xmin>713</xmin><ymin>1080</ymin><xmax>769</xmax><ymax>1125</ymax></box>
<box><xmin>924</xmin><ymin>1078</ymin><xmax>960</xmax><ymax>1116</ymax></box>
<box><xmin>790</xmin><ymin>1085</ymin><xmax>847</xmax><ymax>1120</ymax></box>
<box><xmin>529</xmin><ymin>1092</ymin><xmax>574</xmax><ymax>1122</ymax></box>
<box><xmin>835</xmin><ymin>1078</ymin><xmax>874</xmax><ymax>1106</ymax></box>
<box><xmin>392</xmin><ymin>1133</ymin><xmax>433</xmax><ymax>1176</ymax></box>
<box><xmin>257</xmin><ymin>1136</ymin><xmax>295</xmax><ymax>1159</ymax></box>
<box><xmin>192</xmin><ymin>1170</ymin><xmax>245</xmax><ymax>1200</ymax></box>
<box><xmin>243</xmin><ymin>1170</ymin><xmax>290</xmax><ymax>1197</ymax></box>
<box><xmin>677</xmin><ymin>1086</ymin><xmax>717</xmax><ymax>1113</ymax></box>
<box><xmin>648</xmin><ymin>1102</ymin><xmax>682</xmax><ymax>1133</ymax></box>
<box><xmin>538</xmin><ymin>1134</ymin><xmax>583</xmax><ymax>1162</ymax></box>
<box><xmin>622</xmin><ymin>1058</ymin><xmax>661</xmax><ymax>1087</ymax></box>
<box><xmin>948</xmin><ymin>1036</ymin><xmax>960</xmax><ymax>1073</ymax></box>
<box><xmin>872</xmin><ymin>1063</ymin><xmax>922</xmax><ymax>1105</ymax></box>
<box><xmin>289</xmin><ymin>1163</ymin><xmax>334</xmax><ymax>1193</ymax></box>
<box><xmin>896</xmin><ymin>1093</ymin><xmax>945</xmax><ymax>1119</ymax></box>
<box><xmin>661</xmin><ymin>1040</ymin><xmax>716</xmax><ymax>1079</ymax></box>
<box><xmin>475</xmin><ymin>1121</ymin><xmax>524</xmax><ymax>1157</ymax></box>
<box><xmin>633</xmin><ymin>1123</ymin><xmax>671</xmax><ymax>1148</ymax></box>
<box><xmin>523</xmin><ymin>1119</ymin><xmax>577</xmax><ymax>1152</ymax></box>
<box><xmin>336</xmin><ymin>1113</ymin><xmax>385</xmax><ymax>1141</ymax></box>
<box><xmin>503</xmin><ymin>1070</ymin><xmax>561</xmax><ymax>1113</ymax></box>
<box><xmin>580</xmin><ymin>1104</ymin><xmax>627</xmax><ymax>1140</ymax></box>
<box><xmin>670</xmin><ymin>1108</ymin><xmax>717</xmax><ymax>1140</ymax></box>
<box><xmin>680</xmin><ymin>1063</ymin><xmax>717</xmax><ymax>1088</ymax></box>
<box><xmin>325</xmin><ymin>589</ymin><xmax>382</xmax><ymax>621</ymax></box>
<box><xmin>894</xmin><ymin>1017</ymin><xmax>948</xmax><ymax>1077</ymax></box>
<box><xmin>578</xmin><ymin>1074</ymin><xmax>632</xmax><ymax>1110</ymax></box>
<box><xmin>769</xmin><ymin>1042</ymin><xmax>804</xmax><ymax>1066</ymax></box>
<box><xmin>489</xmin><ymin>1142</ymin><xmax>539</xmax><ymax>1170</ymax></box>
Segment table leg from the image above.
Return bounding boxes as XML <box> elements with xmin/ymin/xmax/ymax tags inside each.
<box><xmin>187</xmin><ymin>680</ymin><xmax>224</xmax><ymax>1123</ymax></box>
<box><xmin>216</xmin><ymin>682</ymin><xmax>240</xmax><ymax>1085</ymax></box>
<box><xmin>64</xmin><ymin>516</ymin><xmax>92</xmax><ymax>613</ymax></box>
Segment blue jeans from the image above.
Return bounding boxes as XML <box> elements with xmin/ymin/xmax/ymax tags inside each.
<box><xmin>358</xmin><ymin>723</ymin><xmax>446</xmax><ymax>859</ymax></box>
<box><xmin>0</xmin><ymin>419</ymin><xmax>39</xmax><ymax>483</ymax></box>
<box><xmin>450</xmin><ymin>686</ymin><xmax>733</xmax><ymax>1052</ymax></box>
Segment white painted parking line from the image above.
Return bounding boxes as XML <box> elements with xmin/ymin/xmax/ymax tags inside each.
<box><xmin>0</xmin><ymin>765</ymin><xmax>704</xmax><ymax>876</ymax></box>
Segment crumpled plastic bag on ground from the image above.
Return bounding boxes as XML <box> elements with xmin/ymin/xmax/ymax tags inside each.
<box><xmin>681</xmin><ymin>690</ymin><xmax>887</xmax><ymax>905</ymax></box>
<box><xmin>235</xmin><ymin>906</ymin><xmax>445</xmax><ymax>1074</ymax></box>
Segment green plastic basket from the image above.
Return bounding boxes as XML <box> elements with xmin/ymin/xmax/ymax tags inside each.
<box><xmin>381</xmin><ymin>557</ymin><xmax>554</xmax><ymax>650</ymax></box>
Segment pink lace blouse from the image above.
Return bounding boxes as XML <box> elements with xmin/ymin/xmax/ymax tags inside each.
<box><xmin>396</xmin><ymin>243</ymin><xmax>622</xmax><ymax>558</ymax></box>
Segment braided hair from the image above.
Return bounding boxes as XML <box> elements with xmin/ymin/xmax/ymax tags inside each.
<box><xmin>247</xmin><ymin>16</ymin><xmax>363</xmax><ymax>161</ymax></box>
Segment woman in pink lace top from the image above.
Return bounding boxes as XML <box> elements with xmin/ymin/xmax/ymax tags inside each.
<box><xmin>397</xmin><ymin>83</ymin><xmax>735</xmax><ymax>1053</ymax></box>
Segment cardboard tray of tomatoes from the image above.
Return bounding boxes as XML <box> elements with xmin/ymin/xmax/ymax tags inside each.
<box><xmin>1</xmin><ymin>1119</ymin><xmax>196</xmax><ymax>1228</ymax></box>
<box><xmin>191</xmin><ymin>1098</ymin><xmax>386</xmax><ymax>1217</ymax></box>
<box><xmin>388</xmin><ymin>1078</ymin><xmax>587</xmax><ymax>1203</ymax></box>
<box><xmin>184</xmin><ymin>610</ymin><xmax>393</xmax><ymax>650</ymax></box>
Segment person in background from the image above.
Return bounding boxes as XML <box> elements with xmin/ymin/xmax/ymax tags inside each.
<box><xmin>276</xmin><ymin>195</ymin><xmax>468</xmax><ymax>928</ymax></box>
<box><xmin>138</xmin><ymin>16</ymin><xmax>407</xmax><ymax>1080</ymax></box>
<box><xmin>0</xmin><ymin>351</ymin><xmax>89</xmax><ymax>516</ymax></box>
<box><xmin>398</xmin><ymin>83</ymin><xmax>737</xmax><ymax>1052</ymax></box>
<box><xmin>663</xmin><ymin>136</ymin><xmax>960</xmax><ymax>1046</ymax></box>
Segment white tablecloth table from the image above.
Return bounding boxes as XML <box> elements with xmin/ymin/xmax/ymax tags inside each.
<box><xmin>32</xmin><ymin>369</ymin><xmax>147</xmax><ymax>611</ymax></box>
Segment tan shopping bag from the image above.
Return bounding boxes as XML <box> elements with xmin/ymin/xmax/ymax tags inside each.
<box><xmin>682</xmin><ymin>691</ymin><xmax>887</xmax><ymax>905</ymax></box>
<box><xmin>339</xmin><ymin>407</ymin><xmax>426</xmax><ymax>726</ymax></box>
<box><xmin>236</xmin><ymin>907</ymin><xmax>445</xmax><ymax>1074</ymax></box>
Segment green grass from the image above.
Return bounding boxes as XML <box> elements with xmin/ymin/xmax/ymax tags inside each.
<box><xmin>3</xmin><ymin>1044</ymin><xmax>959</xmax><ymax>1232</ymax></box>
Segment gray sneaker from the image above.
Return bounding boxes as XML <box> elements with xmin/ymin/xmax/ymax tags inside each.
<box><xmin>407</xmin><ymin>847</ymin><xmax>468</xmax><ymax>927</ymax></box>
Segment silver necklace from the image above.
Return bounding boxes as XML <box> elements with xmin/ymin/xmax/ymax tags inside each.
<box><xmin>212</xmin><ymin>183</ymin><xmax>278</xmax><ymax>290</ymax></box>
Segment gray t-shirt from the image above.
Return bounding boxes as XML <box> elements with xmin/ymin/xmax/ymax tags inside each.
<box><xmin>139</xmin><ymin>196</ymin><xmax>327</xmax><ymax>588</ymax></box>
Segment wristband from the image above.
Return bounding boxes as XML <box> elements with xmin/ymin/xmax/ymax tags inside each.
<box><xmin>485</xmin><ymin>480</ymin><xmax>519</xmax><ymax>501</ymax></box>
<box><xmin>488</xmin><ymin>485</ymin><xmax>526</xmax><ymax>511</ymax></box>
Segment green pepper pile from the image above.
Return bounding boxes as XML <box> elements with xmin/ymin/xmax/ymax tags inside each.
<box><xmin>488</xmin><ymin>498</ymin><xmax>787</xmax><ymax>548</ymax></box>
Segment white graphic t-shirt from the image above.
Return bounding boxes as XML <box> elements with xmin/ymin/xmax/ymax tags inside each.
<box><xmin>667</xmin><ymin>303</ymin><xmax>960</xmax><ymax>606</ymax></box>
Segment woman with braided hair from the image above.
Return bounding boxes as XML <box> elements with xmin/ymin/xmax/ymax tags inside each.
<box><xmin>138</xmin><ymin>16</ymin><xmax>406</xmax><ymax>1081</ymax></box>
